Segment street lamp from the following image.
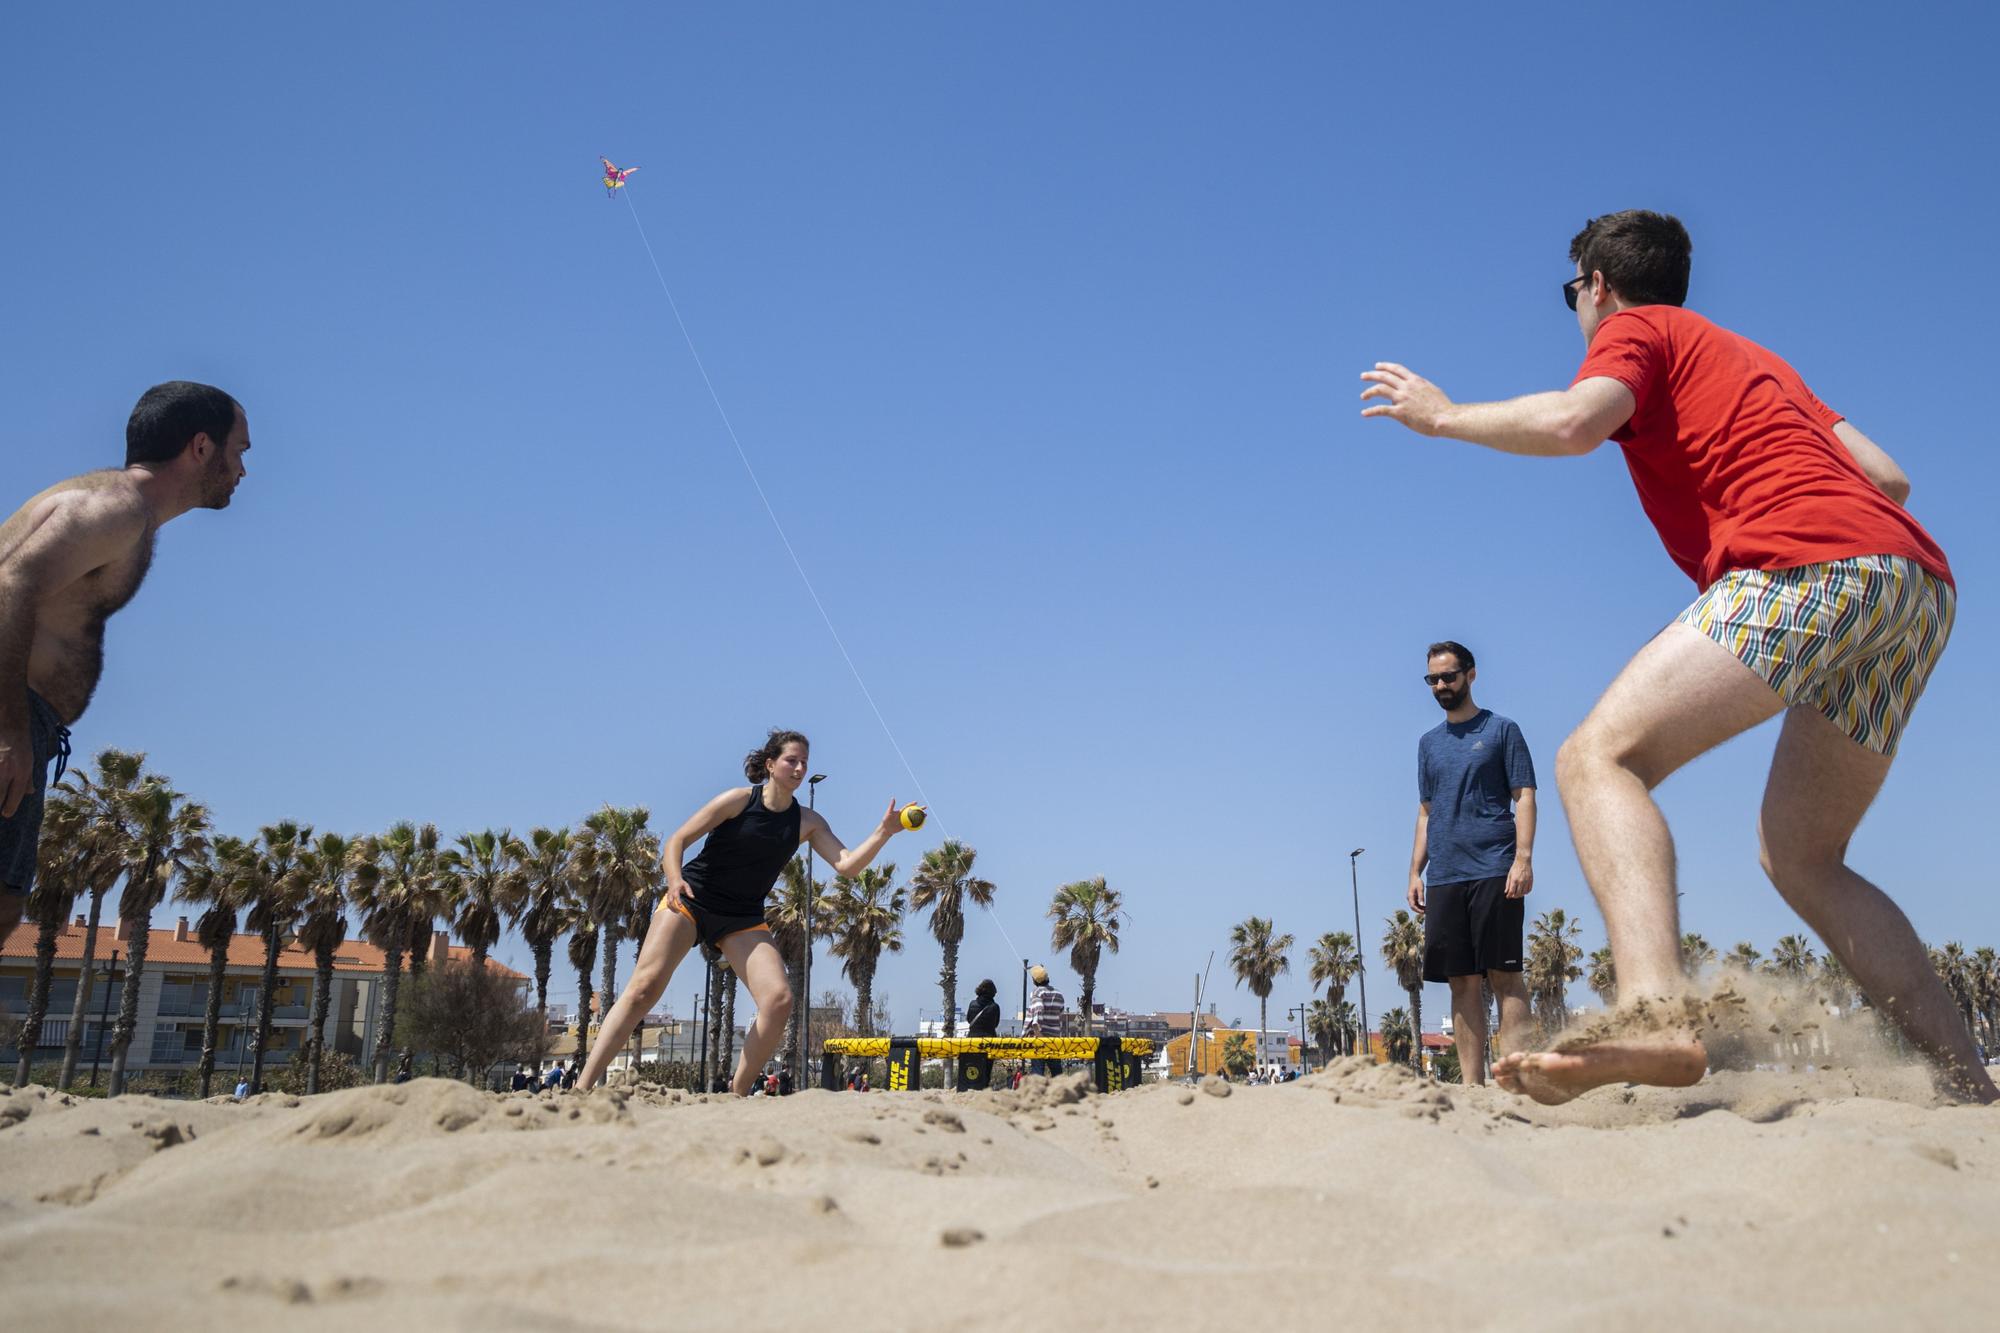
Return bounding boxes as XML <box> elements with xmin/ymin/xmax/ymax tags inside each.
<box><xmin>798</xmin><ymin>773</ymin><xmax>826</xmax><ymax>1083</ymax></box>
<box><xmin>1349</xmin><ymin>848</ymin><xmax>1370</xmax><ymax>1061</ymax></box>
<box><xmin>1288</xmin><ymin>1003</ymin><xmax>1309</xmax><ymax>1075</ymax></box>
<box><xmin>88</xmin><ymin>948</ymin><xmax>121</xmax><ymax>1089</ymax></box>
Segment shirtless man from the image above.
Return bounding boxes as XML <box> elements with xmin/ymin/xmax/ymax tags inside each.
<box><xmin>1362</xmin><ymin>211</ymin><xmax>1993</xmax><ymax>1105</ymax></box>
<box><xmin>0</xmin><ymin>381</ymin><xmax>250</xmax><ymax>934</ymax></box>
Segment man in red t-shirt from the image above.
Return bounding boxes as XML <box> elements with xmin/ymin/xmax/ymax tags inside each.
<box><xmin>1360</xmin><ymin>210</ymin><xmax>1991</xmax><ymax>1106</ymax></box>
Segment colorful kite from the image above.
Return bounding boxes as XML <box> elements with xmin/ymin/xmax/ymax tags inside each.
<box><xmin>600</xmin><ymin>157</ymin><xmax>639</xmax><ymax>197</ymax></box>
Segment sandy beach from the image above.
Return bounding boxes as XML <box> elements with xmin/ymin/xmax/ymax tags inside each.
<box><xmin>2</xmin><ymin>1057</ymin><xmax>1993</xmax><ymax>1332</ymax></box>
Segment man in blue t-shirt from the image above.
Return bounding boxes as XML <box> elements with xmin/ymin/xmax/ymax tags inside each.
<box><xmin>1406</xmin><ymin>640</ymin><xmax>1538</xmax><ymax>1086</ymax></box>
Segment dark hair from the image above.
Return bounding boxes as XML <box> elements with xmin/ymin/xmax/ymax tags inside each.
<box><xmin>126</xmin><ymin>381</ymin><xmax>241</xmax><ymax>466</ymax></box>
<box><xmin>1427</xmin><ymin>641</ymin><xmax>1475</xmax><ymax>671</ymax></box>
<box><xmin>975</xmin><ymin>979</ymin><xmax>996</xmax><ymax>998</ymax></box>
<box><xmin>743</xmin><ymin>728</ymin><xmax>809</xmax><ymax>782</ymax></box>
<box><xmin>1568</xmin><ymin>210</ymin><xmax>1691</xmax><ymax>308</ymax></box>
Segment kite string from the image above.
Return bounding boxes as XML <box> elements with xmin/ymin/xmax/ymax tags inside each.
<box><xmin>618</xmin><ymin>186</ymin><xmax>1027</xmax><ymax>966</ymax></box>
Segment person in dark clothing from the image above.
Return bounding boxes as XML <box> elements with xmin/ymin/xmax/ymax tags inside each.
<box><xmin>574</xmin><ymin>728</ymin><xmax>913</xmax><ymax>1094</ymax></box>
<box><xmin>965</xmin><ymin>979</ymin><xmax>1001</xmax><ymax>1037</ymax></box>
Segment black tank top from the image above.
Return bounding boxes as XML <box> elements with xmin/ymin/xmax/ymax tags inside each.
<box><xmin>681</xmin><ymin>784</ymin><xmax>802</xmax><ymax>914</ymax></box>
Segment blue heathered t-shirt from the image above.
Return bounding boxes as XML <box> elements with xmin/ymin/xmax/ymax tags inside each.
<box><xmin>1418</xmin><ymin>710</ymin><xmax>1536</xmax><ymax>885</ymax></box>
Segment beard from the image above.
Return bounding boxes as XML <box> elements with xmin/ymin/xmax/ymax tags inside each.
<box><xmin>1433</xmin><ymin>685</ymin><xmax>1467</xmax><ymax>711</ymax></box>
<box><xmin>199</xmin><ymin>454</ymin><xmax>238</xmax><ymax>509</ymax></box>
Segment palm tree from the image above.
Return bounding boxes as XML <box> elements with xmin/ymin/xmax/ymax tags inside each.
<box><xmin>574</xmin><ymin>806</ymin><xmax>662</xmax><ymax>1041</ymax></box>
<box><xmin>1306</xmin><ymin>997</ymin><xmax>1341</xmax><ymax>1063</ymax></box>
<box><xmin>502</xmin><ymin>827</ymin><xmax>577</xmax><ymax>1020</ymax></box>
<box><xmin>395</xmin><ymin>828</ymin><xmax>448</xmax><ymax>1077</ymax></box>
<box><xmin>108</xmin><ymin>776</ymin><xmax>211</xmax><ymax>1096</ymax></box>
<box><xmin>1379</xmin><ymin>1008</ymin><xmax>1415</xmax><ymax>1067</ymax></box>
<box><xmin>1330</xmin><ymin>1000</ymin><xmax>1359</xmax><ymax>1058</ymax></box>
<box><xmin>1680</xmin><ymin>932</ymin><xmax>1716</xmax><ymax>980</ymax></box>
<box><xmin>1971</xmin><ymin>947</ymin><xmax>2000</xmax><ymax>1052</ymax></box>
<box><xmin>232</xmin><ymin>821</ymin><xmax>312</xmax><ymax>1093</ymax></box>
<box><xmin>908</xmin><ymin>839</ymin><xmax>995</xmax><ymax>1039</ymax></box>
<box><xmin>1524</xmin><ymin>908</ymin><xmax>1584</xmax><ymax>1038</ymax></box>
<box><xmin>1723</xmin><ymin>941</ymin><xmax>1764</xmax><ymax>972</ymax></box>
<box><xmin>12</xmin><ymin>789</ymin><xmax>91</xmax><ymax>1088</ymax></box>
<box><xmin>439</xmin><ymin>828</ymin><xmax>512</xmax><ymax>970</ymax></box>
<box><xmin>1229</xmin><ymin>916</ymin><xmax>1293</xmax><ymax>1068</ymax></box>
<box><xmin>294</xmin><ymin>833</ymin><xmax>358</xmax><ymax>1094</ymax></box>
<box><xmin>349</xmin><ymin>821</ymin><xmax>437</xmax><ymax>1082</ymax></box>
<box><xmin>1380</xmin><ymin>910</ymin><xmax>1425</xmax><ymax>1072</ymax></box>
<box><xmin>1931</xmin><ymin>942</ymin><xmax>1978</xmax><ymax>1043</ymax></box>
<box><xmin>1049</xmin><ymin>878</ymin><xmax>1123</xmax><ymax>1035</ymax></box>
<box><xmin>1586</xmin><ymin>946</ymin><xmax>1617</xmax><ymax>1008</ymax></box>
<box><xmin>175</xmin><ymin>839</ymin><xmax>241</xmax><ymax>1098</ymax></box>
<box><xmin>566</xmin><ymin>917</ymin><xmax>600</xmax><ymax>1059</ymax></box>
<box><xmin>1308</xmin><ymin>931</ymin><xmax>1360</xmax><ymax>1048</ymax></box>
<box><xmin>57</xmin><ymin>751</ymin><xmax>146</xmax><ymax>1089</ymax></box>
<box><xmin>1768</xmin><ymin>933</ymin><xmax>1817</xmax><ymax>981</ymax></box>
<box><xmin>826</xmin><ymin>866</ymin><xmax>905</xmax><ymax>1037</ymax></box>
<box><xmin>1220</xmin><ymin>1032</ymin><xmax>1254</xmax><ymax>1078</ymax></box>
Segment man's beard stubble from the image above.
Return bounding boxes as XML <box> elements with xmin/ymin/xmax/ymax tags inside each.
<box><xmin>1433</xmin><ymin>685</ymin><xmax>1467</xmax><ymax>711</ymax></box>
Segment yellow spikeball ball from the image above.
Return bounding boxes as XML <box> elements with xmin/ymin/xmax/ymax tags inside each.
<box><xmin>899</xmin><ymin>803</ymin><xmax>927</xmax><ymax>831</ymax></box>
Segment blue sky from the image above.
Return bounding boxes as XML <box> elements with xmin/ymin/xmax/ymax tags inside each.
<box><xmin>6</xmin><ymin>3</ymin><xmax>1997</xmax><ymax>1035</ymax></box>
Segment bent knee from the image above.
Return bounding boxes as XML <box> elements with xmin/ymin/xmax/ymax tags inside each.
<box><xmin>761</xmin><ymin>985</ymin><xmax>796</xmax><ymax>1021</ymax></box>
<box><xmin>1756</xmin><ymin>820</ymin><xmax>1847</xmax><ymax>896</ymax></box>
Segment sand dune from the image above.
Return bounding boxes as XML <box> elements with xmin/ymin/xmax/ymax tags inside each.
<box><xmin>1</xmin><ymin>1059</ymin><xmax>1994</xmax><ymax>1331</ymax></box>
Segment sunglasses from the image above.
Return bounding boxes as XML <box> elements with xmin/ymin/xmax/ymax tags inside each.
<box><xmin>1423</xmin><ymin>669</ymin><xmax>1466</xmax><ymax>687</ymax></box>
<box><xmin>1563</xmin><ymin>275</ymin><xmax>1590</xmax><ymax>311</ymax></box>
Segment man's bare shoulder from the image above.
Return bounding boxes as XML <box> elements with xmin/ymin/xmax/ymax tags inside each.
<box><xmin>0</xmin><ymin>471</ymin><xmax>149</xmax><ymax>566</ymax></box>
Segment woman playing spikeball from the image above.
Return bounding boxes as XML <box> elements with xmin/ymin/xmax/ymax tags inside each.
<box><xmin>575</xmin><ymin>728</ymin><xmax>922</xmax><ymax>1094</ymax></box>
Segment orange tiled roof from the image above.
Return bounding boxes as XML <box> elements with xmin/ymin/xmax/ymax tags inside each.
<box><xmin>0</xmin><ymin>921</ymin><xmax>525</xmax><ymax>979</ymax></box>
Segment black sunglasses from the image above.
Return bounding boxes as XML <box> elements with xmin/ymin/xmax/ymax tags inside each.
<box><xmin>1423</xmin><ymin>669</ymin><xmax>1466</xmax><ymax>687</ymax></box>
<box><xmin>1563</xmin><ymin>275</ymin><xmax>1590</xmax><ymax>311</ymax></box>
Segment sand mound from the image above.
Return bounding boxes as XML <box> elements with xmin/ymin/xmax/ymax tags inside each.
<box><xmin>2</xmin><ymin>1065</ymin><xmax>1995</xmax><ymax>1330</ymax></box>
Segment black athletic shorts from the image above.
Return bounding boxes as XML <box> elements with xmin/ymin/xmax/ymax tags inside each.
<box><xmin>667</xmin><ymin>895</ymin><xmax>771</xmax><ymax>950</ymax></box>
<box><xmin>1421</xmin><ymin>875</ymin><xmax>1523</xmax><ymax>983</ymax></box>
<box><xmin>0</xmin><ymin>691</ymin><xmax>71</xmax><ymax>899</ymax></box>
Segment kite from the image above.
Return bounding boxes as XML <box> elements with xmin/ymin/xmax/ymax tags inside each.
<box><xmin>600</xmin><ymin>157</ymin><xmax>639</xmax><ymax>197</ymax></box>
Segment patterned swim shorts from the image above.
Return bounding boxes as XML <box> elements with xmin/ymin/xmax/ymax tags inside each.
<box><xmin>1677</xmin><ymin>554</ymin><xmax>1953</xmax><ymax>757</ymax></box>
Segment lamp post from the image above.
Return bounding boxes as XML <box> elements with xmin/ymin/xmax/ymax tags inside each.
<box><xmin>800</xmin><ymin>773</ymin><xmax>825</xmax><ymax>1083</ymax></box>
<box><xmin>1349</xmin><ymin>848</ymin><xmax>1370</xmax><ymax>1061</ymax></box>
<box><xmin>1288</xmin><ymin>1004</ymin><xmax>1308</xmax><ymax>1076</ymax></box>
<box><xmin>88</xmin><ymin>948</ymin><xmax>121</xmax><ymax>1089</ymax></box>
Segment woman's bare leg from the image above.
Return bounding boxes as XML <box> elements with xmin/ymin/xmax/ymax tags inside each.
<box><xmin>576</xmin><ymin>904</ymin><xmax>696</xmax><ymax>1091</ymax></box>
<box><xmin>719</xmin><ymin>930</ymin><xmax>794</xmax><ymax>1096</ymax></box>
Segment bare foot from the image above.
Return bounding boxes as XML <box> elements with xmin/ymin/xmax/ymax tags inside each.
<box><xmin>1493</xmin><ymin>1037</ymin><xmax>1709</xmax><ymax>1105</ymax></box>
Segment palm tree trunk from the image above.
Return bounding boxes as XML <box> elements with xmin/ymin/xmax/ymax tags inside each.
<box><xmin>249</xmin><ymin>922</ymin><xmax>281</xmax><ymax>1092</ymax></box>
<box><xmin>107</xmin><ymin>909</ymin><xmax>155</xmax><ymax>1096</ymax></box>
<box><xmin>855</xmin><ymin>964</ymin><xmax>876</xmax><ymax>1040</ymax></box>
<box><xmin>1259</xmin><ymin>996</ymin><xmax>1269</xmax><ymax>1075</ymax></box>
<box><xmin>782</xmin><ymin>943</ymin><xmax>804</xmax><ymax>1080</ymax></box>
<box><xmin>939</xmin><ymin>931</ymin><xmax>960</xmax><ymax>1038</ymax></box>
<box><xmin>399</xmin><ymin>948</ymin><xmax>428</xmax><ymax>1080</ymax></box>
<box><xmin>1079</xmin><ymin>967</ymin><xmax>1095</xmax><ymax>1037</ymax></box>
<box><xmin>532</xmin><ymin>936</ymin><xmax>552</xmax><ymax>1017</ymax></box>
<box><xmin>598</xmin><ymin>921</ymin><xmax>622</xmax><ymax>1045</ymax></box>
<box><xmin>574</xmin><ymin>964</ymin><xmax>594</xmax><ymax>1066</ymax></box>
<box><xmin>372</xmin><ymin>947</ymin><xmax>404</xmax><ymax>1083</ymax></box>
<box><xmin>308</xmin><ymin>946</ymin><xmax>335</xmax><ymax>1094</ymax></box>
<box><xmin>197</xmin><ymin>936</ymin><xmax>228</xmax><ymax>1097</ymax></box>
<box><xmin>705</xmin><ymin>960</ymin><xmax>723</xmax><ymax>1079</ymax></box>
<box><xmin>1407</xmin><ymin>985</ymin><xmax>1424</xmax><ymax>1074</ymax></box>
<box><xmin>728</xmin><ymin>972</ymin><xmax>744</xmax><ymax>1072</ymax></box>
<box><xmin>57</xmin><ymin>886</ymin><xmax>110</xmax><ymax>1089</ymax></box>
<box><xmin>13</xmin><ymin>913</ymin><xmax>62</xmax><ymax>1087</ymax></box>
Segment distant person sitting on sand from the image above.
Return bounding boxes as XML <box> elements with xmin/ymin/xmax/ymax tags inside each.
<box><xmin>1406</xmin><ymin>640</ymin><xmax>1538</xmax><ymax>1087</ymax></box>
<box><xmin>542</xmin><ymin>1063</ymin><xmax>563</xmax><ymax>1091</ymax></box>
<box><xmin>572</xmin><ymin>728</ymin><xmax>913</xmax><ymax>1096</ymax></box>
<box><xmin>965</xmin><ymin>979</ymin><xmax>1001</xmax><ymax>1038</ymax></box>
<box><xmin>1362</xmin><ymin>209</ymin><xmax>1994</xmax><ymax>1105</ymax></box>
<box><xmin>233</xmin><ymin>1078</ymin><xmax>249</xmax><ymax>1101</ymax></box>
<box><xmin>510</xmin><ymin>1068</ymin><xmax>528</xmax><ymax>1092</ymax></box>
<box><xmin>1024</xmin><ymin>965</ymin><xmax>1066</xmax><ymax>1076</ymax></box>
<box><xmin>0</xmin><ymin>382</ymin><xmax>251</xmax><ymax>942</ymax></box>
<box><xmin>562</xmin><ymin>1062</ymin><xmax>579</xmax><ymax>1090</ymax></box>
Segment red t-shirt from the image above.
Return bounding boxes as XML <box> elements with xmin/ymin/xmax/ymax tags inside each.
<box><xmin>1571</xmin><ymin>306</ymin><xmax>1952</xmax><ymax>589</ymax></box>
